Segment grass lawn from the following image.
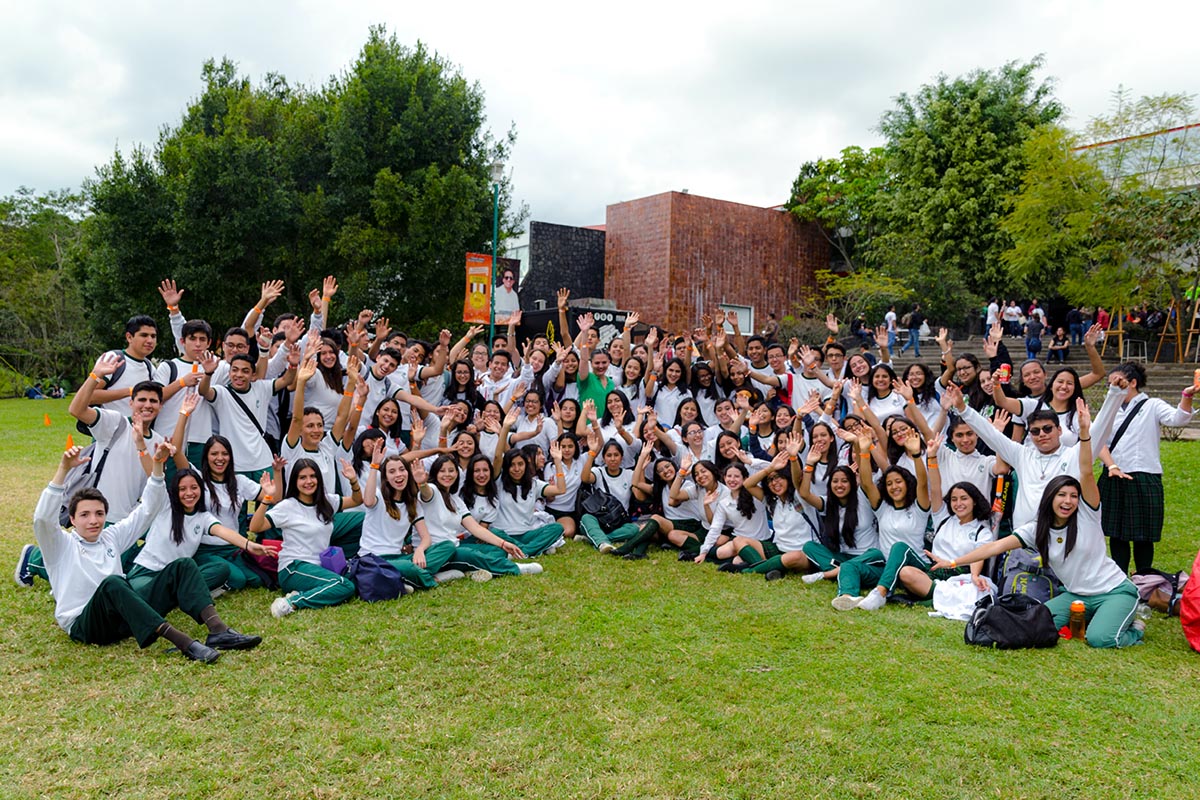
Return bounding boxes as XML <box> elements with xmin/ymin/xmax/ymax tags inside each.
<box><xmin>2</xmin><ymin>397</ymin><xmax>1200</xmax><ymax>799</ymax></box>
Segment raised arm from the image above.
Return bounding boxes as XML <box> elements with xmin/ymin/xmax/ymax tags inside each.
<box><xmin>905</xmin><ymin>430</ymin><xmax>930</xmax><ymax>510</ymax></box>
<box><xmin>1075</xmin><ymin>397</ymin><xmax>1099</xmax><ymax>508</ymax></box>
<box><xmin>1078</xmin><ymin>324</ymin><xmax>1106</xmax><ymax>389</ymax></box>
<box><xmin>556</xmin><ymin>288</ymin><xmax>572</xmax><ymax>348</ymax></box>
<box><xmin>338</xmin><ymin>458</ymin><xmax>363</xmax><ymax>510</ymax></box>
<box><xmin>855</xmin><ymin>433</ymin><xmax>882</xmax><ymax>508</ymax></box>
<box><xmin>171</xmin><ymin>392</ymin><xmax>201</xmax><ymax>469</ymax></box>
<box><xmin>69</xmin><ymin>353</ymin><xmax>119</xmax><ymax>427</ymax></box>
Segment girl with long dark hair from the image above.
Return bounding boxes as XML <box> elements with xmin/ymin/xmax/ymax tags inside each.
<box><xmin>252</xmin><ymin>457</ymin><xmax>363</xmax><ymax>617</ymax></box>
<box><xmin>931</xmin><ymin>400</ymin><xmax>1146</xmax><ymax>647</ymax></box>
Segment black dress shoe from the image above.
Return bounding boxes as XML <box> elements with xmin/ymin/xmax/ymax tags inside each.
<box><xmin>622</xmin><ymin>552</ymin><xmax>646</xmax><ymax>561</ymax></box>
<box><xmin>717</xmin><ymin>561</ymin><xmax>747</xmax><ymax>573</ymax></box>
<box><xmin>764</xmin><ymin>569</ymin><xmax>784</xmax><ymax>582</ymax></box>
<box><xmin>205</xmin><ymin>629</ymin><xmax>263</xmax><ymax>651</ymax></box>
<box><xmin>678</xmin><ymin>551</ymin><xmax>697</xmax><ymax>562</ymax></box>
<box><xmin>183</xmin><ymin>641</ymin><xmax>221</xmax><ymax>663</ymax></box>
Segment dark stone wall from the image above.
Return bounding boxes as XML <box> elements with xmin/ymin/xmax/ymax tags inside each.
<box><xmin>521</xmin><ymin>221</ymin><xmax>606</xmax><ymax>309</ymax></box>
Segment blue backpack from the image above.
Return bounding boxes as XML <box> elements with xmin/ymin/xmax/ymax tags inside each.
<box><xmin>348</xmin><ymin>554</ymin><xmax>405</xmax><ymax>602</ymax></box>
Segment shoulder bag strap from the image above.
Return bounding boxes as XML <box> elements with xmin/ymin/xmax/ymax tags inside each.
<box><xmin>226</xmin><ymin>385</ymin><xmax>267</xmax><ymax>438</ymax></box>
<box><xmin>1107</xmin><ymin>398</ymin><xmax>1150</xmax><ymax>452</ymax></box>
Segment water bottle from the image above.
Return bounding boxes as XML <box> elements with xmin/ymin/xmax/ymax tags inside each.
<box><xmin>1068</xmin><ymin>600</ymin><xmax>1086</xmax><ymax>640</ymax></box>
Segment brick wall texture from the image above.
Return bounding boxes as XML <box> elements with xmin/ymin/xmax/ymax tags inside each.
<box><xmin>522</xmin><ymin>221</ymin><xmax>606</xmax><ymax>309</ymax></box>
<box><xmin>604</xmin><ymin>191</ymin><xmax>827</xmax><ymax>333</ymax></box>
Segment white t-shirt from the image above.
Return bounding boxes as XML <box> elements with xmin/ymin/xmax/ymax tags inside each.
<box><xmin>701</xmin><ymin>492</ymin><xmax>770</xmax><ymax>554</ymax></box>
<box><xmin>934</xmin><ymin>444</ymin><xmax>996</xmax><ymax>501</ymax></box>
<box><xmin>282</xmin><ymin>433</ymin><xmax>342</xmax><ymax>497</ymax></box>
<box><xmin>208</xmin><ymin>382</ymin><xmax>275</xmax><ymax>472</ymax></box>
<box><xmin>360</xmin><ymin>483</ymin><xmax>421</xmax><ymax>556</ymax></box>
<box><xmin>267</xmin><ymin>493</ymin><xmax>342</xmax><ymax>571</ymax></box>
<box><xmin>495</xmin><ymin>477</ymin><xmax>553</xmax><ymax>535</ymax></box>
<box><xmin>768</xmin><ymin>496</ymin><xmax>817</xmax><ymax>552</ymax></box>
<box><xmin>875</xmin><ymin>501</ymin><xmax>931</xmax><ymax>555</ymax></box>
<box><xmin>884</xmin><ymin>311</ymin><xmax>897</xmax><ymax>333</ymax></box>
<box><xmin>545</xmin><ymin>459</ymin><xmax>584</xmax><ymax>512</ymax></box>
<box><xmin>590</xmin><ymin>467</ymin><xmax>634</xmax><ymax>509</ymax></box>
<box><xmin>419</xmin><ymin>489</ymin><xmax>469</xmax><ymax>545</ymax></box>
<box><xmin>986</xmin><ymin>302</ymin><xmax>1000</xmax><ymax>326</ymax></box>
<box><xmin>819</xmin><ymin>489</ymin><xmax>878</xmax><ymax>556</ymax></box>
<box><xmin>87</xmin><ymin>409</ymin><xmax>166</xmax><ymax>523</ymax></box>
<box><xmin>134</xmin><ymin>509</ymin><xmax>221</xmax><ymax>571</ymax></box>
<box><xmin>930</xmin><ymin>507</ymin><xmax>994</xmax><ymax>562</ymax></box>
<box><xmin>1014</xmin><ymin>501</ymin><xmax>1126</xmax><ymax>595</ymax></box>
<box><xmin>153</xmin><ymin>359</ymin><xmax>213</xmax><ymax>442</ymax></box>
<box><xmin>192</xmin><ymin>469</ymin><xmax>261</xmax><ymax>543</ymax></box>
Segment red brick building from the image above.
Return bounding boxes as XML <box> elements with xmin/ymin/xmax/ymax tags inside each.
<box><xmin>604</xmin><ymin>191</ymin><xmax>827</xmax><ymax>333</ymax></box>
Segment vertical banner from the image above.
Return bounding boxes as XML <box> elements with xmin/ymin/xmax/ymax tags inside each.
<box><xmin>463</xmin><ymin>252</ymin><xmax>492</xmax><ymax>324</ymax></box>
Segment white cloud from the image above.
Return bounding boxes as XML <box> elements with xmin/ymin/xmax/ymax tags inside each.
<box><xmin>1</xmin><ymin>0</ymin><xmax>1198</xmax><ymax>223</ymax></box>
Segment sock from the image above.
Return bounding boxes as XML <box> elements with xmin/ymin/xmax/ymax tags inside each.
<box><xmin>623</xmin><ymin>521</ymin><xmax>659</xmax><ymax>555</ymax></box>
<box><xmin>157</xmin><ymin>623</ymin><xmax>195</xmax><ymax>651</ymax></box>
<box><xmin>747</xmin><ymin>554</ymin><xmax>785</xmax><ymax>574</ymax></box>
<box><xmin>738</xmin><ymin>545</ymin><xmax>764</xmax><ymax>566</ymax></box>
<box><xmin>199</xmin><ymin>605</ymin><xmax>228</xmax><ymax>634</ymax></box>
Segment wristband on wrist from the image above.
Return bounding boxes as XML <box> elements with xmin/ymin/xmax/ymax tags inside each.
<box><xmin>178</xmin><ymin>378</ymin><xmax>187</xmax><ymax>388</ymax></box>
<box><xmin>180</xmin><ymin>410</ymin><xmax>190</xmax><ymax>418</ymax></box>
<box><xmin>89</xmin><ymin>372</ymin><xmax>101</xmax><ymax>383</ymax></box>
<box><xmin>262</xmin><ymin>494</ymin><xmax>274</xmax><ymax>503</ymax></box>
<box><xmin>369</xmin><ymin>463</ymin><xmax>380</xmax><ymax>470</ymax></box>
<box><xmin>803</xmin><ymin>465</ymin><xmax>815</xmax><ymax>473</ymax></box>
<box><xmin>166</xmin><ymin>305</ymin><xmax>179</xmax><ymax>313</ymax></box>
<box><xmin>354</xmin><ymin>405</ymin><xmax>364</xmax><ymax>412</ymax></box>
<box><xmin>949</xmin><ymin>560</ymin><xmax>957</xmax><ymax>568</ymax></box>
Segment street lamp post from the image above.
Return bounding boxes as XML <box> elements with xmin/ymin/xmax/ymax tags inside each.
<box><xmin>487</xmin><ymin>160</ymin><xmax>504</xmax><ymax>354</ymax></box>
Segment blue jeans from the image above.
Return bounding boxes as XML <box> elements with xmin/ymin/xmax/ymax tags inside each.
<box><xmin>900</xmin><ymin>328</ymin><xmax>920</xmax><ymax>356</ymax></box>
<box><xmin>1069</xmin><ymin>323</ymin><xmax>1084</xmax><ymax>346</ymax></box>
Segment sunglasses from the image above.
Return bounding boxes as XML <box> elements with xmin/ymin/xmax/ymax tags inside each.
<box><xmin>1028</xmin><ymin>425</ymin><xmax>1057</xmax><ymax>436</ymax></box>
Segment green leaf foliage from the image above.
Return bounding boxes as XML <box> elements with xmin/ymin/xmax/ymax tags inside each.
<box><xmin>76</xmin><ymin>26</ymin><xmax>520</xmax><ymax>351</ymax></box>
<box><xmin>877</xmin><ymin>57</ymin><xmax>1062</xmax><ymax>307</ymax></box>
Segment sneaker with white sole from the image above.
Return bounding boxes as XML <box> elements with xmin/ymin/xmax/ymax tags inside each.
<box><xmin>270</xmin><ymin>596</ymin><xmax>295</xmax><ymax>618</ymax></box>
<box><xmin>802</xmin><ymin>572</ymin><xmax>826</xmax><ymax>584</ymax></box>
<box><xmin>597</xmin><ymin>543</ymin><xmax>616</xmax><ymax>554</ymax></box>
<box><xmin>434</xmin><ymin>569</ymin><xmax>466</xmax><ymax>583</ymax></box>
<box><xmin>518</xmin><ymin>562</ymin><xmax>544</xmax><ymax>576</ymax></box>
<box><xmin>210</xmin><ymin>583</ymin><xmax>231</xmax><ymax>601</ymax></box>
<box><xmin>468</xmin><ymin>569</ymin><xmax>493</xmax><ymax>583</ymax></box>
<box><xmin>14</xmin><ymin>544</ymin><xmax>35</xmax><ymax>587</ymax></box>
<box><xmin>831</xmin><ymin>594</ymin><xmax>862</xmax><ymax>611</ymax></box>
<box><xmin>856</xmin><ymin>590</ymin><xmax>886</xmax><ymax>611</ymax></box>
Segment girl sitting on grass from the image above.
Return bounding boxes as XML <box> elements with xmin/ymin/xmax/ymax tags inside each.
<box><xmin>252</xmin><ymin>457</ymin><xmax>363</xmax><ymax>618</ymax></box>
<box><xmin>930</xmin><ymin>399</ymin><xmax>1146</xmax><ymax>648</ymax></box>
<box><xmin>855</xmin><ymin>435</ymin><xmax>994</xmax><ymax>611</ymax></box>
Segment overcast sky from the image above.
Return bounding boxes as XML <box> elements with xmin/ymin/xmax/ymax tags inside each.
<box><xmin>2</xmin><ymin>0</ymin><xmax>1198</xmax><ymax>227</ymax></box>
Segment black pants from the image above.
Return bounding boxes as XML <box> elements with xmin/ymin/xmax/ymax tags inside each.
<box><xmin>1109</xmin><ymin>540</ymin><xmax>1154</xmax><ymax>575</ymax></box>
<box><xmin>69</xmin><ymin>559</ymin><xmax>213</xmax><ymax>648</ymax></box>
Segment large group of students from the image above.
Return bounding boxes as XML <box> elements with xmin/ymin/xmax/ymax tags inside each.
<box><xmin>15</xmin><ymin>278</ymin><xmax>1197</xmax><ymax>663</ymax></box>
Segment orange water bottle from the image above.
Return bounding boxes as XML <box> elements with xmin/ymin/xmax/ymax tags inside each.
<box><xmin>1068</xmin><ymin>600</ymin><xmax>1086</xmax><ymax>640</ymax></box>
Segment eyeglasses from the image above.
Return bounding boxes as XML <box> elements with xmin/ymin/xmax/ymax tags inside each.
<box><xmin>1028</xmin><ymin>425</ymin><xmax>1057</xmax><ymax>436</ymax></box>
<box><xmin>502</xmin><ymin>275</ymin><xmax>515</xmax><ymax>282</ymax></box>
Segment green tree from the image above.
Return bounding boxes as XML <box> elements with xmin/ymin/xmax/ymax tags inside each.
<box><xmin>788</xmin><ymin>145</ymin><xmax>887</xmax><ymax>272</ymax></box>
<box><xmin>77</xmin><ymin>26</ymin><xmax>520</xmax><ymax>349</ymax></box>
<box><xmin>1002</xmin><ymin>91</ymin><xmax>1200</xmax><ymax>320</ymax></box>
<box><xmin>877</xmin><ymin>57</ymin><xmax>1063</xmax><ymax>310</ymax></box>
<box><xmin>0</xmin><ymin>189</ymin><xmax>97</xmax><ymax>391</ymax></box>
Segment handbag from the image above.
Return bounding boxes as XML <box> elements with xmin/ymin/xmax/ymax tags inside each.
<box><xmin>964</xmin><ymin>593</ymin><xmax>1059</xmax><ymax>649</ymax></box>
<box><xmin>319</xmin><ymin>545</ymin><xmax>348</xmax><ymax>576</ymax></box>
<box><xmin>348</xmin><ymin>553</ymin><xmax>405</xmax><ymax>602</ymax></box>
<box><xmin>577</xmin><ymin>471</ymin><xmax>630</xmax><ymax>533</ymax></box>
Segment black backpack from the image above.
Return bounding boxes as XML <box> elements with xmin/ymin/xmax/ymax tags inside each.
<box><xmin>964</xmin><ymin>593</ymin><xmax>1059</xmax><ymax>649</ymax></box>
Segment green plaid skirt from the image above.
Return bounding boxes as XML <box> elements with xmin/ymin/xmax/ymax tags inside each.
<box><xmin>1099</xmin><ymin>471</ymin><xmax>1165</xmax><ymax>543</ymax></box>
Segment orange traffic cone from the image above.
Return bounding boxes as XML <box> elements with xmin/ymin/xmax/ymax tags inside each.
<box><xmin>44</xmin><ymin>413</ymin><xmax>51</xmax><ymax>426</ymax></box>
<box><xmin>65</xmin><ymin>434</ymin><xmax>75</xmax><ymax>450</ymax></box>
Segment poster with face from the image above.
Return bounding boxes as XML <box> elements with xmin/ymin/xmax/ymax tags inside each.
<box><xmin>494</xmin><ymin>265</ymin><xmax>520</xmax><ymax>322</ymax></box>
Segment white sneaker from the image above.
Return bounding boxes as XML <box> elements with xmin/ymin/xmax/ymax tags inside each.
<box><xmin>210</xmin><ymin>584</ymin><xmax>230</xmax><ymax>601</ymax></box>
<box><xmin>518</xmin><ymin>562</ymin><xmax>544</xmax><ymax>576</ymax></box>
<box><xmin>598</xmin><ymin>543</ymin><xmax>616</xmax><ymax>554</ymax></box>
<box><xmin>831</xmin><ymin>594</ymin><xmax>862</xmax><ymax>611</ymax></box>
<box><xmin>434</xmin><ymin>569</ymin><xmax>466</xmax><ymax>583</ymax></box>
<box><xmin>270</xmin><ymin>597</ymin><xmax>295</xmax><ymax>618</ymax></box>
<box><xmin>468</xmin><ymin>569</ymin><xmax>493</xmax><ymax>583</ymax></box>
<box><xmin>857</xmin><ymin>590</ymin><xmax>887</xmax><ymax>611</ymax></box>
<box><xmin>544</xmin><ymin>536</ymin><xmax>567</xmax><ymax>555</ymax></box>
<box><xmin>802</xmin><ymin>571</ymin><xmax>826</xmax><ymax>584</ymax></box>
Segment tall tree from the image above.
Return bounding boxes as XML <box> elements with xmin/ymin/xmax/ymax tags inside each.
<box><xmin>788</xmin><ymin>145</ymin><xmax>887</xmax><ymax>273</ymax></box>
<box><xmin>77</xmin><ymin>26</ymin><xmax>519</xmax><ymax>350</ymax></box>
<box><xmin>0</xmin><ymin>189</ymin><xmax>97</xmax><ymax>389</ymax></box>
<box><xmin>877</xmin><ymin>57</ymin><xmax>1063</xmax><ymax>308</ymax></box>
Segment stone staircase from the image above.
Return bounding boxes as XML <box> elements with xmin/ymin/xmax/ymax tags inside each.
<box><xmin>883</xmin><ymin>334</ymin><xmax>1200</xmax><ymax>437</ymax></box>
